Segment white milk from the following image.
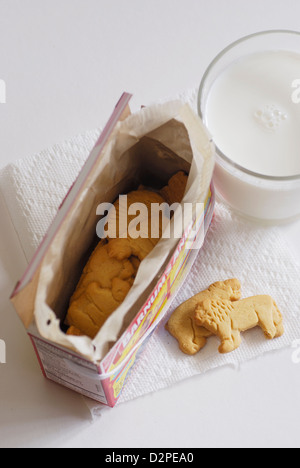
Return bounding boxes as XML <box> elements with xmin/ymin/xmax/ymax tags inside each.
<box><xmin>205</xmin><ymin>51</ymin><xmax>300</xmax><ymax>178</ymax></box>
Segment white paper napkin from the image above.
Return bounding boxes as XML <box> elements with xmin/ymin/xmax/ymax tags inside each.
<box><xmin>119</xmin><ymin>201</ymin><xmax>300</xmax><ymax>404</ymax></box>
<box><xmin>1</xmin><ymin>90</ymin><xmax>300</xmax><ymax>416</ymax></box>
<box><xmin>0</xmin><ymin>129</ymin><xmax>100</xmax><ymax>262</ymax></box>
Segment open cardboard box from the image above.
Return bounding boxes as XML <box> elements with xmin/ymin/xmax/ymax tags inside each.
<box><xmin>10</xmin><ymin>93</ymin><xmax>215</xmax><ymax>407</ymax></box>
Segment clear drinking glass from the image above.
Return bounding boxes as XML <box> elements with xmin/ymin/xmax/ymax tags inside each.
<box><xmin>198</xmin><ymin>30</ymin><xmax>300</xmax><ymax>224</ymax></box>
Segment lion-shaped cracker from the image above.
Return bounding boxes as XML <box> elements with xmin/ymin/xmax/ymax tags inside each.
<box><xmin>165</xmin><ymin>279</ymin><xmax>242</xmax><ymax>355</ymax></box>
<box><xmin>66</xmin><ymin>242</ymin><xmax>140</xmax><ymax>338</ymax></box>
<box><xmin>194</xmin><ymin>295</ymin><xmax>284</xmax><ymax>354</ymax></box>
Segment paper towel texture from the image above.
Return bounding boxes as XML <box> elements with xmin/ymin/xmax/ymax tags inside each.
<box><xmin>0</xmin><ymin>129</ymin><xmax>100</xmax><ymax>262</ymax></box>
<box><xmin>1</xmin><ymin>90</ymin><xmax>300</xmax><ymax>410</ymax></box>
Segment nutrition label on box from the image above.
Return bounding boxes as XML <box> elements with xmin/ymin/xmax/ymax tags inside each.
<box><xmin>30</xmin><ymin>335</ymin><xmax>107</xmax><ymax>404</ymax></box>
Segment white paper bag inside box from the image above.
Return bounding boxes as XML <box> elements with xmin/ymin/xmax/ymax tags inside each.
<box><xmin>10</xmin><ymin>93</ymin><xmax>215</xmax><ymax>406</ymax></box>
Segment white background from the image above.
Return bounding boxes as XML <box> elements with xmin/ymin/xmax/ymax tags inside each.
<box><xmin>0</xmin><ymin>0</ymin><xmax>300</xmax><ymax>448</ymax></box>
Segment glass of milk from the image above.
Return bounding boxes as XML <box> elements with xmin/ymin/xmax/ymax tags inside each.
<box><xmin>198</xmin><ymin>30</ymin><xmax>300</xmax><ymax>223</ymax></box>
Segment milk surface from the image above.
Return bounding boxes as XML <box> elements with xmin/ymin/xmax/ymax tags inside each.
<box><xmin>205</xmin><ymin>51</ymin><xmax>300</xmax><ymax>177</ymax></box>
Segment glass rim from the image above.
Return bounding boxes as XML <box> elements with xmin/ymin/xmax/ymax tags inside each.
<box><xmin>198</xmin><ymin>29</ymin><xmax>300</xmax><ymax>182</ymax></box>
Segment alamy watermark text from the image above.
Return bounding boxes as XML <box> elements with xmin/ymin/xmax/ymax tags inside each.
<box><xmin>292</xmin><ymin>79</ymin><xmax>300</xmax><ymax>104</ymax></box>
<box><xmin>0</xmin><ymin>339</ymin><xmax>6</xmax><ymax>364</ymax></box>
<box><xmin>0</xmin><ymin>79</ymin><xmax>6</xmax><ymax>104</ymax></box>
<box><xmin>96</xmin><ymin>197</ymin><xmax>205</xmax><ymax>250</ymax></box>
